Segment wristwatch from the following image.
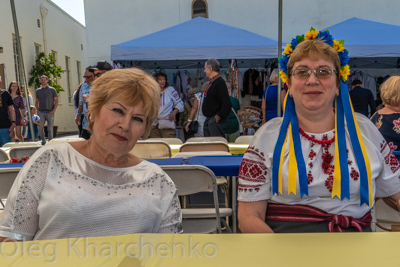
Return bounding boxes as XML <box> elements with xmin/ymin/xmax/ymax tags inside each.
<box><xmin>11</xmin><ymin>121</ymin><xmax>16</xmax><ymax>124</ymax></box>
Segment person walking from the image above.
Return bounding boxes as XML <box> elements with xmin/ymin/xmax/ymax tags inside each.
<box><xmin>35</xmin><ymin>75</ymin><xmax>58</xmax><ymax>145</ymax></box>
<box><xmin>202</xmin><ymin>58</ymin><xmax>232</xmax><ymax>137</ymax></box>
<box><xmin>349</xmin><ymin>79</ymin><xmax>376</xmax><ymax>117</ymax></box>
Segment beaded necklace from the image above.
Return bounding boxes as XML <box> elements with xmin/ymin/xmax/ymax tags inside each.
<box><xmin>299</xmin><ymin>128</ymin><xmax>335</xmax><ymax>145</ymax></box>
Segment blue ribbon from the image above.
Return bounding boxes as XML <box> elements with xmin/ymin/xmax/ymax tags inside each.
<box><xmin>288</xmin><ymin>97</ymin><xmax>308</xmax><ymax>197</ymax></box>
<box><xmin>339</xmin><ymin>81</ymin><xmax>369</xmax><ymax>205</ymax></box>
<box><xmin>336</xmin><ymin>90</ymin><xmax>350</xmax><ymax>200</ymax></box>
<box><xmin>272</xmin><ymin>95</ymin><xmax>292</xmax><ymax>195</ymax></box>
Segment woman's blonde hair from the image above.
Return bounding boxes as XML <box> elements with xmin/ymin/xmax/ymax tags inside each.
<box><xmin>287</xmin><ymin>39</ymin><xmax>341</xmax><ymax>85</ymax></box>
<box><xmin>380</xmin><ymin>76</ymin><xmax>400</xmax><ymax>106</ymax></box>
<box><xmin>88</xmin><ymin>68</ymin><xmax>160</xmax><ymax>137</ymax></box>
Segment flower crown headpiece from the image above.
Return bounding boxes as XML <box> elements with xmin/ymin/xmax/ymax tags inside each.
<box><xmin>273</xmin><ymin>28</ymin><xmax>373</xmax><ymax>207</ymax></box>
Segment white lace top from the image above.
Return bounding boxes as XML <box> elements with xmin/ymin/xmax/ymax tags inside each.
<box><xmin>0</xmin><ymin>143</ymin><xmax>182</xmax><ymax>240</ymax></box>
<box><xmin>238</xmin><ymin>114</ymin><xmax>400</xmax><ymax>218</ymax></box>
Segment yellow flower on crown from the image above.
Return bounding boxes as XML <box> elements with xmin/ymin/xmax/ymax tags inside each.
<box><xmin>340</xmin><ymin>65</ymin><xmax>350</xmax><ymax>81</ymax></box>
<box><xmin>279</xmin><ymin>71</ymin><xmax>288</xmax><ymax>84</ymax></box>
<box><xmin>305</xmin><ymin>29</ymin><xmax>319</xmax><ymax>40</ymax></box>
<box><xmin>283</xmin><ymin>44</ymin><xmax>293</xmax><ymax>56</ymax></box>
<box><xmin>333</xmin><ymin>40</ymin><xmax>345</xmax><ymax>52</ymax></box>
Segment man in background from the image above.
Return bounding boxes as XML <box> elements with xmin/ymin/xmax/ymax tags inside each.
<box><xmin>75</xmin><ymin>60</ymin><xmax>112</xmax><ymax>139</ymax></box>
<box><xmin>202</xmin><ymin>58</ymin><xmax>232</xmax><ymax>137</ymax></box>
<box><xmin>349</xmin><ymin>79</ymin><xmax>376</xmax><ymax>117</ymax></box>
<box><xmin>0</xmin><ymin>78</ymin><xmax>16</xmax><ymax>146</ymax></box>
<box><xmin>35</xmin><ymin>75</ymin><xmax>58</xmax><ymax>145</ymax></box>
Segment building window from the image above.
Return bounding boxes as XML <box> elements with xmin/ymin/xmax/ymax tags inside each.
<box><xmin>192</xmin><ymin>0</ymin><xmax>208</xmax><ymax>18</ymax></box>
<box><xmin>77</xmin><ymin>61</ymin><xmax>82</xmax><ymax>84</ymax></box>
<box><xmin>12</xmin><ymin>34</ymin><xmax>23</xmax><ymax>85</ymax></box>
<box><xmin>37</xmin><ymin>19</ymin><xmax>41</xmax><ymax>28</ymax></box>
<box><xmin>34</xmin><ymin>43</ymin><xmax>41</xmax><ymax>59</ymax></box>
<box><xmin>65</xmin><ymin>56</ymin><xmax>72</xmax><ymax>103</ymax></box>
<box><xmin>51</xmin><ymin>50</ymin><xmax>57</xmax><ymax>63</ymax></box>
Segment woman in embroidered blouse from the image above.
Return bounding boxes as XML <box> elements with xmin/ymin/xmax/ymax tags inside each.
<box><xmin>0</xmin><ymin>68</ymin><xmax>182</xmax><ymax>241</ymax></box>
<box><xmin>238</xmin><ymin>30</ymin><xmax>400</xmax><ymax>233</ymax></box>
<box><xmin>261</xmin><ymin>69</ymin><xmax>286</xmax><ymax>124</ymax></box>
<box><xmin>371</xmin><ymin>76</ymin><xmax>400</xmax><ymax>152</ymax></box>
<box><xmin>149</xmin><ymin>72</ymin><xmax>184</xmax><ymax>138</ymax></box>
<box><xmin>8</xmin><ymin>82</ymin><xmax>25</xmax><ymax>142</ymax></box>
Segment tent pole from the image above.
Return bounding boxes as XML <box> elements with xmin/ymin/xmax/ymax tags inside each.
<box><xmin>277</xmin><ymin>0</ymin><xmax>283</xmax><ymax>117</ymax></box>
<box><xmin>10</xmin><ymin>0</ymin><xmax>35</xmax><ymax>140</ymax></box>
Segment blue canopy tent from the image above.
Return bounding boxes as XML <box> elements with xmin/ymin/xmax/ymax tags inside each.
<box><xmin>323</xmin><ymin>17</ymin><xmax>400</xmax><ymax>68</ymax></box>
<box><xmin>111</xmin><ymin>17</ymin><xmax>280</xmax><ymax>69</ymax></box>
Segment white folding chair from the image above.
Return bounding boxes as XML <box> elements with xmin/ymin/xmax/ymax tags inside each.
<box><xmin>147</xmin><ymin>138</ymin><xmax>183</xmax><ymax>145</ymax></box>
<box><xmin>130</xmin><ymin>140</ymin><xmax>171</xmax><ymax>159</ymax></box>
<box><xmin>234</xmin><ymin>135</ymin><xmax>254</xmax><ymax>144</ymax></box>
<box><xmin>0</xmin><ymin>149</ymin><xmax>9</xmax><ymax>162</ymax></box>
<box><xmin>162</xmin><ymin>165</ymin><xmax>232</xmax><ymax>233</ymax></box>
<box><xmin>179</xmin><ymin>141</ymin><xmax>229</xmax><ymax>153</ymax></box>
<box><xmin>47</xmin><ymin>138</ymin><xmax>85</xmax><ymax>144</ymax></box>
<box><xmin>374</xmin><ymin>198</ymin><xmax>400</xmax><ymax>232</ymax></box>
<box><xmin>9</xmin><ymin>146</ymin><xmax>40</xmax><ymax>158</ymax></box>
<box><xmin>2</xmin><ymin>142</ymin><xmax>41</xmax><ymax>148</ymax></box>
<box><xmin>186</xmin><ymin>137</ymin><xmax>228</xmax><ymax>143</ymax></box>
<box><xmin>0</xmin><ymin>167</ymin><xmax>20</xmax><ymax>209</ymax></box>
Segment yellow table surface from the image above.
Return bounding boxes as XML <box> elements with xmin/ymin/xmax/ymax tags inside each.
<box><xmin>1</xmin><ymin>232</ymin><xmax>399</xmax><ymax>266</ymax></box>
<box><xmin>170</xmin><ymin>143</ymin><xmax>249</xmax><ymax>156</ymax></box>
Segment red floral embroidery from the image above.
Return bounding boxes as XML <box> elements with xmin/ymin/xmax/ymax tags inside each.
<box><xmin>325</xmin><ymin>175</ymin><xmax>334</xmax><ymax>192</ymax></box>
<box><xmin>307</xmin><ymin>172</ymin><xmax>313</xmax><ymax>184</ymax></box>
<box><xmin>308</xmin><ymin>150</ymin><xmax>316</xmax><ymax>160</ymax></box>
<box><xmin>350</xmin><ymin>168</ymin><xmax>359</xmax><ymax>181</ymax></box>
<box><xmin>239</xmin><ymin>158</ymin><xmax>267</xmax><ymax>183</ymax></box>
<box><xmin>388</xmin><ymin>142</ymin><xmax>398</xmax><ymax>151</ymax></box>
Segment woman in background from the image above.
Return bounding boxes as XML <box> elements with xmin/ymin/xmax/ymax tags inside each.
<box><xmin>371</xmin><ymin>76</ymin><xmax>400</xmax><ymax>151</ymax></box>
<box><xmin>261</xmin><ymin>69</ymin><xmax>286</xmax><ymax>124</ymax></box>
<box><xmin>150</xmin><ymin>72</ymin><xmax>184</xmax><ymax>138</ymax></box>
<box><xmin>8</xmin><ymin>81</ymin><xmax>25</xmax><ymax>142</ymax></box>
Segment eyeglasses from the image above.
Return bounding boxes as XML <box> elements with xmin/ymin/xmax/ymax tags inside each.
<box><xmin>83</xmin><ymin>75</ymin><xmax>93</xmax><ymax>79</ymax></box>
<box><xmin>291</xmin><ymin>68</ymin><xmax>336</xmax><ymax>80</ymax></box>
<box><xmin>94</xmin><ymin>72</ymin><xmax>104</xmax><ymax>77</ymax></box>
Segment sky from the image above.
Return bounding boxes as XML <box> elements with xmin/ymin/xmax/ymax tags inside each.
<box><xmin>51</xmin><ymin>0</ymin><xmax>85</xmax><ymax>26</ymax></box>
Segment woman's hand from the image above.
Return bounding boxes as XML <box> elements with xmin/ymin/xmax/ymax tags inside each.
<box><xmin>20</xmin><ymin>118</ymin><xmax>25</xmax><ymax>125</ymax></box>
<box><xmin>185</xmin><ymin>121</ymin><xmax>191</xmax><ymax>132</ymax></box>
<box><xmin>169</xmin><ymin>109</ymin><xmax>178</xmax><ymax>121</ymax></box>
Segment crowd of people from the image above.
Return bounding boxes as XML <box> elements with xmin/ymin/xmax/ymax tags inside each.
<box><xmin>1</xmin><ymin>27</ymin><xmax>400</xmax><ymax>242</ymax></box>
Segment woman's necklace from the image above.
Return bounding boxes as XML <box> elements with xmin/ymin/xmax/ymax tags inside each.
<box><xmin>299</xmin><ymin>128</ymin><xmax>335</xmax><ymax>145</ymax></box>
<box><xmin>87</xmin><ymin>140</ymin><xmax>92</xmax><ymax>160</ymax></box>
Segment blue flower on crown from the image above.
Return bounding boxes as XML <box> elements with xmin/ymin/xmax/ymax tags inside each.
<box><xmin>278</xmin><ymin>56</ymin><xmax>289</xmax><ymax>73</ymax></box>
<box><xmin>290</xmin><ymin>35</ymin><xmax>304</xmax><ymax>51</ymax></box>
<box><xmin>316</xmin><ymin>31</ymin><xmax>334</xmax><ymax>46</ymax></box>
<box><xmin>339</xmin><ymin>49</ymin><xmax>350</xmax><ymax>66</ymax></box>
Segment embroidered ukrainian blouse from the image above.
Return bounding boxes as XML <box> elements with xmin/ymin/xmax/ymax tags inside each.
<box><xmin>238</xmin><ymin>114</ymin><xmax>400</xmax><ymax>218</ymax></box>
<box><xmin>0</xmin><ymin>143</ymin><xmax>182</xmax><ymax>240</ymax></box>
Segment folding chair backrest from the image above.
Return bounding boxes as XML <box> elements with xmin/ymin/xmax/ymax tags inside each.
<box><xmin>235</xmin><ymin>135</ymin><xmax>254</xmax><ymax>144</ymax></box>
<box><xmin>3</xmin><ymin>142</ymin><xmax>41</xmax><ymax>148</ymax></box>
<box><xmin>147</xmin><ymin>138</ymin><xmax>183</xmax><ymax>144</ymax></box>
<box><xmin>161</xmin><ymin>165</ymin><xmax>216</xmax><ymax>195</ymax></box>
<box><xmin>179</xmin><ymin>141</ymin><xmax>229</xmax><ymax>153</ymax></box>
<box><xmin>9</xmin><ymin>146</ymin><xmax>40</xmax><ymax>158</ymax></box>
<box><xmin>130</xmin><ymin>141</ymin><xmax>171</xmax><ymax>159</ymax></box>
<box><xmin>186</xmin><ymin>137</ymin><xmax>227</xmax><ymax>143</ymax></box>
<box><xmin>0</xmin><ymin>167</ymin><xmax>20</xmax><ymax>199</ymax></box>
<box><xmin>0</xmin><ymin>150</ymin><xmax>9</xmax><ymax>162</ymax></box>
<box><xmin>172</xmin><ymin>151</ymin><xmax>232</xmax><ymax>158</ymax></box>
<box><xmin>47</xmin><ymin>138</ymin><xmax>85</xmax><ymax>144</ymax></box>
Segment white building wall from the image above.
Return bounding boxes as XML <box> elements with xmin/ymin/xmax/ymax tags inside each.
<box><xmin>0</xmin><ymin>0</ymin><xmax>87</xmax><ymax>134</ymax></box>
<box><xmin>84</xmin><ymin>0</ymin><xmax>400</xmax><ymax>65</ymax></box>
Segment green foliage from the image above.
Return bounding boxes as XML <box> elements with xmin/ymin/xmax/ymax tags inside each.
<box><xmin>28</xmin><ymin>52</ymin><xmax>65</xmax><ymax>93</ymax></box>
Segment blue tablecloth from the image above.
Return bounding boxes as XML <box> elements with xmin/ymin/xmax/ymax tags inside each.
<box><xmin>147</xmin><ymin>155</ymin><xmax>243</xmax><ymax>176</ymax></box>
<box><xmin>0</xmin><ymin>163</ymin><xmax>24</xmax><ymax>168</ymax></box>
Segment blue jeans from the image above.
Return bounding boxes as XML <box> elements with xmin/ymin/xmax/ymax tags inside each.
<box><xmin>38</xmin><ymin>111</ymin><xmax>55</xmax><ymax>142</ymax></box>
<box><xmin>0</xmin><ymin>128</ymin><xmax>11</xmax><ymax>146</ymax></box>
